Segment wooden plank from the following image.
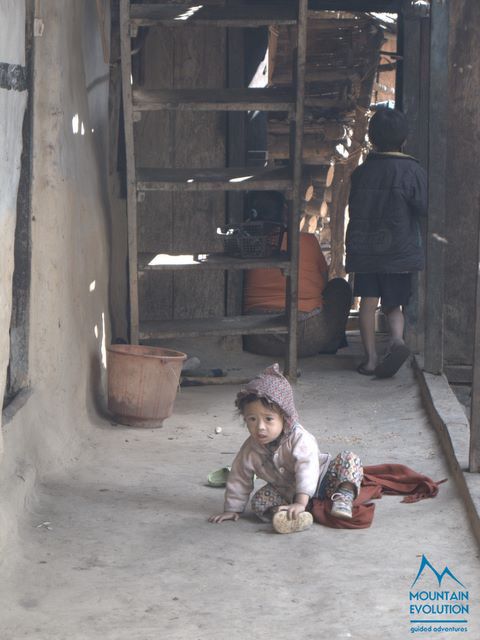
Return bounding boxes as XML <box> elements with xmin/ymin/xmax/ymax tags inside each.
<box><xmin>304</xmin><ymin>16</ymin><xmax>389</xmax><ymax>30</ymax></box>
<box><xmin>171</xmin><ymin>25</ymin><xmax>226</xmax><ymax>323</ymax></box>
<box><xmin>471</xmin><ymin>234</ymin><xmax>480</xmax><ymax>472</ymax></box>
<box><xmin>424</xmin><ymin>0</ymin><xmax>449</xmax><ymax>374</ymax></box>
<box><xmin>136</xmin><ymin>166</ymin><xmax>293</xmax><ymax>191</ymax></box>
<box><xmin>120</xmin><ymin>0</ymin><xmax>140</xmax><ymax>342</ymax></box>
<box><xmin>130</xmin><ymin>4</ymin><xmax>297</xmax><ymax>28</ymax></box>
<box><xmin>401</xmin><ymin>2</ymin><xmax>428</xmax><ymax>354</ymax></box>
<box><xmin>138</xmin><ymin>253</ymin><xmax>291</xmax><ymax>272</ymax></box>
<box><xmin>444</xmin><ymin>0</ymin><xmax>480</xmax><ymax>370</ymax></box>
<box><xmin>451</xmin><ymin>1</ymin><xmax>480</xmax><ymax>471</ymax></box>
<box><xmin>133</xmin><ymin>88</ymin><xmax>295</xmax><ymax>111</ymax></box>
<box><xmin>410</xmin><ymin>17</ymin><xmax>430</xmax><ymax>357</ymax></box>
<box><xmin>134</xmin><ymin>24</ymin><xmax>175</xmax><ymax>329</ymax></box>
<box><xmin>134</xmin><ymin>28</ymin><xmax>175</xmax><ymax>252</ymax></box>
<box><xmin>226</xmin><ymin>26</ymin><xmax>247</xmax><ymax>320</ymax></box>
<box><xmin>139</xmin><ymin>271</ymin><xmax>174</xmax><ymax>322</ymax></box>
<box><xmin>444</xmin><ymin>365</ymin><xmax>473</xmax><ymax>385</ymax></box>
<box><xmin>139</xmin><ymin>314</ymin><xmax>288</xmax><ymax>339</ymax></box>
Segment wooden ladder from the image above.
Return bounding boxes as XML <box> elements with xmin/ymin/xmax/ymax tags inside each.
<box><xmin>119</xmin><ymin>0</ymin><xmax>307</xmax><ymax>380</ymax></box>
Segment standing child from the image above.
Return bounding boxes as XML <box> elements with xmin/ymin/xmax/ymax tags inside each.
<box><xmin>346</xmin><ymin>108</ymin><xmax>428</xmax><ymax>378</ymax></box>
<box><xmin>208</xmin><ymin>364</ymin><xmax>363</xmax><ymax>534</ymax></box>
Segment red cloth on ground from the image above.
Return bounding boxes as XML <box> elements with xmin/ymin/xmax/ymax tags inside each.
<box><xmin>310</xmin><ymin>463</ymin><xmax>447</xmax><ymax>529</ymax></box>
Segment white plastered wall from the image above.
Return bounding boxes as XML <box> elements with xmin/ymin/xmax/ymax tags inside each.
<box><xmin>0</xmin><ymin>0</ymin><xmax>113</xmax><ymax>554</ymax></box>
<box><xmin>0</xmin><ymin>1</ymin><xmax>27</xmax><ymax>456</ymax></box>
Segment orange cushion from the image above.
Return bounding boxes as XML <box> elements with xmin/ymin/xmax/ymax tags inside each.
<box><xmin>243</xmin><ymin>234</ymin><xmax>328</xmax><ymax>313</ymax></box>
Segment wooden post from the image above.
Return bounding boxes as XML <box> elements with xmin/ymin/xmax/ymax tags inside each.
<box><xmin>285</xmin><ymin>0</ymin><xmax>307</xmax><ymax>381</ymax></box>
<box><xmin>470</xmin><ymin>230</ymin><xmax>480</xmax><ymax>472</ymax></box>
<box><xmin>120</xmin><ymin>0</ymin><xmax>140</xmax><ymax>343</ymax></box>
<box><xmin>424</xmin><ymin>0</ymin><xmax>449</xmax><ymax>374</ymax></box>
<box><xmin>226</xmin><ymin>25</ymin><xmax>245</xmax><ymax>320</ymax></box>
<box><xmin>401</xmin><ymin>0</ymin><xmax>430</xmax><ymax>354</ymax></box>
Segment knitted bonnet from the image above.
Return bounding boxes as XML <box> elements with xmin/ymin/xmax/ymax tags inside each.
<box><xmin>235</xmin><ymin>363</ymin><xmax>299</xmax><ymax>431</ymax></box>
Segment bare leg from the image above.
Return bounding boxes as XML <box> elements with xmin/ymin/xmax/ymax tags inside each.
<box><xmin>383</xmin><ymin>305</ymin><xmax>405</xmax><ymax>348</ymax></box>
<box><xmin>374</xmin><ymin>306</ymin><xmax>411</xmax><ymax>378</ymax></box>
<box><xmin>358</xmin><ymin>297</ymin><xmax>379</xmax><ymax>371</ymax></box>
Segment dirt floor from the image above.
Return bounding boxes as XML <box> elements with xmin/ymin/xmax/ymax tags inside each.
<box><xmin>1</xmin><ymin>335</ymin><xmax>479</xmax><ymax>640</ymax></box>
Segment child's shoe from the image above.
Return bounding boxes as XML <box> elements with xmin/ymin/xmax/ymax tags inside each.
<box><xmin>272</xmin><ymin>511</ymin><xmax>313</xmax><ymax>534</ymax></box>
<box><xmin>330</xmin><ymin>491</ymin><xmax>354</xmax><ymax>519</ymax></box>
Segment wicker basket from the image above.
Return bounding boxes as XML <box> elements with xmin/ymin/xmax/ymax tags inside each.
<box><xmin>217</xmin><ymin>222</ymin><xmax>284</xmax><ymax>259</ymax></box>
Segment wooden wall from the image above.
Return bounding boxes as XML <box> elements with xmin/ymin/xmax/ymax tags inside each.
<box><xmin>135</xmin><ymin>26</ymin><xmax>226</xmax><ymax>322</ymax></box>
<box><xmin>444</xmin><ymin>0</ymin><xmax>480</xmax><ymax>366</ymax></box>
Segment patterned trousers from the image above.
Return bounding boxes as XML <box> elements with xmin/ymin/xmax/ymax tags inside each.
<box><xmin>250</xmin><ymin>450</ymin><xmax>363</xmax><ymax>519</ymax></box>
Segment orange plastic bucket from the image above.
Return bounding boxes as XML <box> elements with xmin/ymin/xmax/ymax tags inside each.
<box><xmin>107</xmin><ymin>345</ymin><xmax>186</xmax><ymax>428</ymax></box>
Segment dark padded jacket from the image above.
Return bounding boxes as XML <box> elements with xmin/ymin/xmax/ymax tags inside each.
<box><xmin>345</xmin><ymin>152</ymin><xmax>427</xmax><ymax>273</ymax></box>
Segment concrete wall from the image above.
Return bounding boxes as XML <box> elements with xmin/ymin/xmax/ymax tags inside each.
<box><xmin>0</xmin><ymin>1</ymin><xmax>113</xmax><ymax>553</ymax></box>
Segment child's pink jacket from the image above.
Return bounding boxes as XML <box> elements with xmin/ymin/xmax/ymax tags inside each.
<box><xmin>224</xmin><ymin>424</ymin><xmax>331</xmax><ymax>513</ymax></box>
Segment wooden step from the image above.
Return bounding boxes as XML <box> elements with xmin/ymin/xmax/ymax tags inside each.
<box><xmin>129</xmin><ymin>4</ymin><xmax>297</xmax><ymax>30</ymax></box>
<box><xmin>136</xmin><ymin>166</ymin><xmax>293</xmax><ymax>191</ymax></box>
<box><xmin>138</xmin><ymin>253</ymin><xmax>291</xmax><ymax>273</ymax></box>
<box><xmin>139</xmin><ymin>314</ymin><xmax>288</xmax><ymax>340</ymax></box>
<box><xmin>132</xmin><ymin>88</ymin><xmax>295</xmax><ymax>112</ymax></box>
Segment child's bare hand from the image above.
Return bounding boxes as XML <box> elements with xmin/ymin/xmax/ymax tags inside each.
<box><xmin>277</xmin><ymin>502</ymin><xmax>306</xmax><ymax>520</ymax></box>
<box><xmin>208</xmin><ymin>511</ymin><xmax>240</xmax><ymax>524</ymax></box>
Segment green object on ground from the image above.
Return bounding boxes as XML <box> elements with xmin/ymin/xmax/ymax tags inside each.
<box><xmin>207</xmin><ymin>467</ymin><xmax>231</xmax><ymax>487</ymax></box>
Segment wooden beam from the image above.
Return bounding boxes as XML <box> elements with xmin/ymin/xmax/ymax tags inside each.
<box><xmin>139</xmin><ymin>314</ymin><xmax>288</xmax><ymax>340</ymax></box>
<box><xmin>285</xmin><ymin>0</ymin><xmax>308</xmax><ymax>381</ymax></box>
<box><xmin>129</xmin><ymin>4</ymin><xmax>298</xmax><ymax>29</ymax></box>
<box><xmin>309</xmin><ymin>0</ymin><xmax>402</xmax><ymax>9</ymax></box>
<box><xmin>424</xmin><ymin>0</ymin><xmax>449</xmax><ymax>374</ymax></box>
<box><xmin>136</xmin><ymin>166</ymin><xmax>293</xmax><ymax>191</ymax></box>
<box><xmin>132</xmin><ymin>88</ymin><xmax>295</xmax><ymax>111</ymax></box>
<box><xmin>120</xmin><ymin>0</ymin><xmax>140</xmax><ymax>343</ymax></box>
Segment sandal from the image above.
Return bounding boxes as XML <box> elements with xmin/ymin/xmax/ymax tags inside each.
<box><xmin>207</xmin><ymin>467</ymin><xmax>231</xmax><ymax>487</ymax></box>
<box><xmin>357</xmin><ymin>363</ymin><xmax>375</xmax><ymax>376</ymax></box>
<box><xmin>374</xmin><ymin>343</ymin><xmax>411</xmax><ymax>379</ymax></box>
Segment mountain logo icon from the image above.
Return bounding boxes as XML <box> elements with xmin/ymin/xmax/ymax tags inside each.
<box><xmin>412</xmin><ymin>555</ymin><xmax>466</xmax><ymax>588</ymax></box>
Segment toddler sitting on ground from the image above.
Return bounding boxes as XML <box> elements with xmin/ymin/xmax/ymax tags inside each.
<box><xmin>208</xmin><ymin>364</ymin><xmax>363</xmax><ymax>533</ymax></box>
